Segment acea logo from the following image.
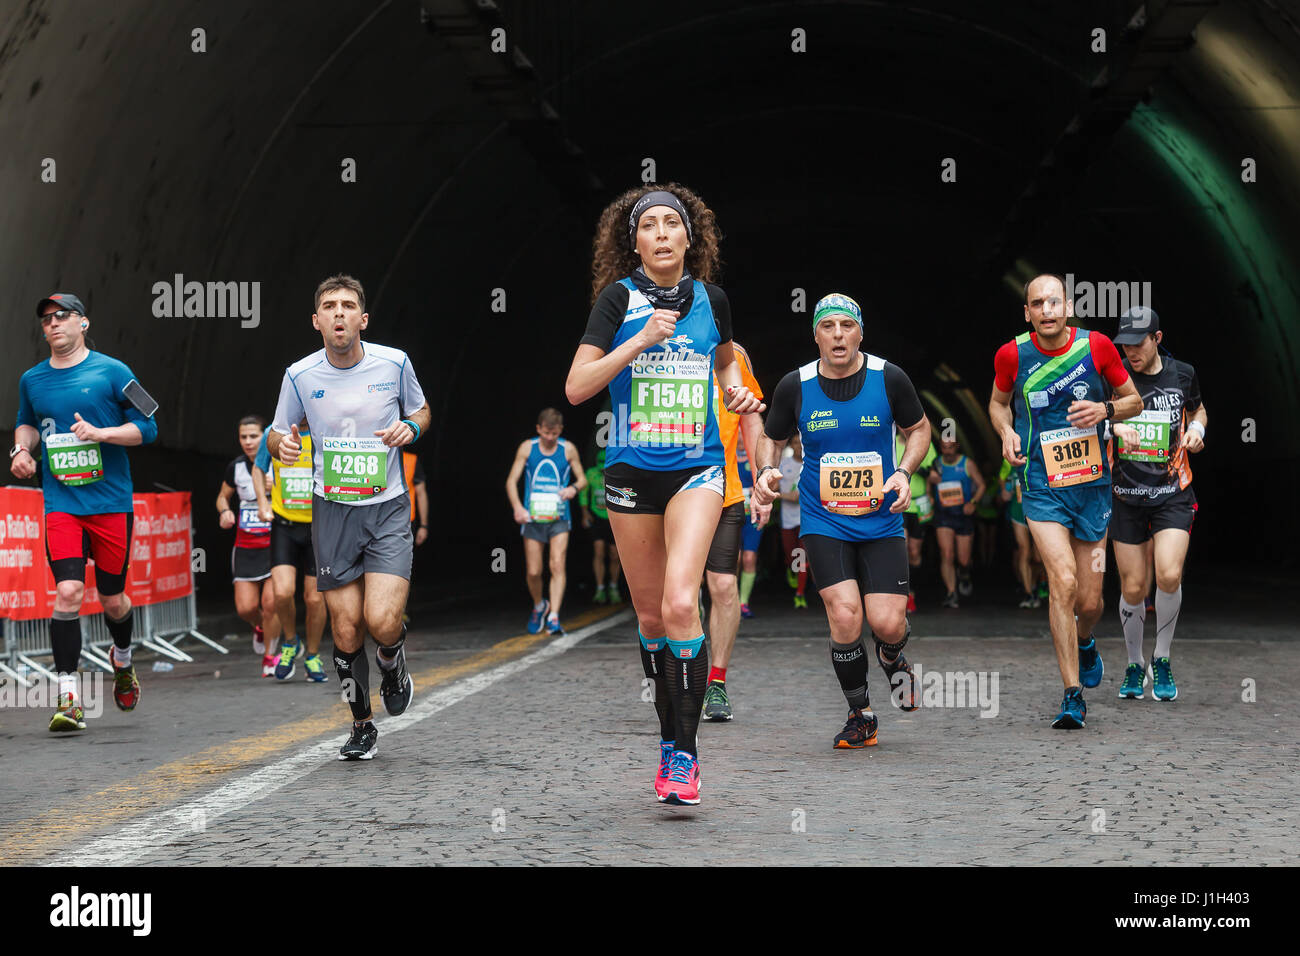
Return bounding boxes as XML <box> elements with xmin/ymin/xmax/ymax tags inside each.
<box><xmin>367</xmin><ymin>381</ymin><xmax>397</xmax><ymax>393</ymax></box>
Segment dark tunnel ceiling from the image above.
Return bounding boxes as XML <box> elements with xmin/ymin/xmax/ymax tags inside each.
<box><xmin>0</xmin><ymin>0</ymin><xmax>1297</xmax><ymax>463</ymax></box>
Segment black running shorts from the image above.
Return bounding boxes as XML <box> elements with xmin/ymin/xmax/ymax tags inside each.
<box><xmin>803</xmin><ymin>534</ymin><xmax>910</xmax><ymax>595</ymax></box>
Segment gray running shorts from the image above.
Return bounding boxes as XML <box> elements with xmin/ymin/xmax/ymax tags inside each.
<box><xmin>311</xmin><ymin>494</ymin><xmax>413</xmax><ymax>591</ymax></box>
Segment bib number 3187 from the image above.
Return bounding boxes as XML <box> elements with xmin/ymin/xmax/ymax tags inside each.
<box><xmin>46</xmin><ymin>433</ymin><xmax>104</xmax><ymax>486</ymax></box>
<box><xmin>321</xmin><ymin>437</ymin><xmax>388</xmax><ymax>502</ymax></box>
<box><xmin>1039</xmin><ymin>426</ymin><xmax>1101</xmax><ymax>487</ymax></box>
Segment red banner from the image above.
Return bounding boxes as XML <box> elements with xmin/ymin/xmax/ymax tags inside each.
<box><xmin>0</xmin><ymin>488</ymin><xmax>192</xmax><ymax>620</ymax></box>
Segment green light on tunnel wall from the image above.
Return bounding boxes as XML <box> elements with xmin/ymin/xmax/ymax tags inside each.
<box><xmin>1129</xmin><ymin>101</ymin><xmax>1298</xmax><ymax>395</ymax></box>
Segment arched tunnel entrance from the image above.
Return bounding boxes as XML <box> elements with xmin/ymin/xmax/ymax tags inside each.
<box><xmin>2</xmin><ymin>0</ymin><xmax>1296</xmax><ymax>604</ymax></box>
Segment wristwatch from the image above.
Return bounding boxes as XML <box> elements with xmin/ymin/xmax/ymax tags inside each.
<box><xmin>1104</xmin><ymin>401</ymin><xmax>1115</xmax><ymax>420</ymax></box>
<box><xmin>9</xmin><ymin>444</ymin><xmax>28</xmax><ymax>459</ymax></box>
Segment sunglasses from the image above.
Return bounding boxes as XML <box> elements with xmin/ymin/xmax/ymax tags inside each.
<box><xmin>40</xmin><ymin>310</ymin><xmax>83</xmax><ymax>322</ymax></box>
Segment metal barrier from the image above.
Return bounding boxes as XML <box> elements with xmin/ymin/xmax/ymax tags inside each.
<box><xmin>0</xmin><ymin>592</ymin><xmax>223</xmax><ymax>689</ymax></box>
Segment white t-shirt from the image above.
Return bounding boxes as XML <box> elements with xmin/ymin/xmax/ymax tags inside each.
<box><xmin>271</xmin><ymin>342</ymin><xmax>426</xmax><ymax>507</ymax></box>
<box><xmin>779</xmin><ymin>453</ymin><xmax>802</xmax><ymax>530</ymax></box>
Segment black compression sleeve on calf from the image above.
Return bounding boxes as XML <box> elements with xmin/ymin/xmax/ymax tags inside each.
<box><xmin>831</xmin><ymin>638</ymin><xmax>870</xmax><ymax>710</ymax></box>
<box><xmin>333</xmin><ymin>647</ymin><xmax>372</xmax><ymax>721</ymax></box>
<box><xmin>639</xmin><ymin>636</ymin><xmax>674</xmax><ymax>742</ymax></box>
<box><xmin>873</xmin><ymin>622</ymin><xmax>911</xmax><ymax>662</ymax></box>
<box><xmin>665</xmin><ymin>641</ymin><xmax>709</xmax><ymax>758</ymax></box>
<box><xmin>50</xmin><ymin>613</ymin><xmax>82</xmax><ymax>674</ymax></box>
<box><xmin>378</xmin><ymin>624</ymin><xmax>406</xmax><ymax>660</ymax></box>
<box><xmin>105</xmin><ymin>608</ymin><xmax>134</xmax><ymax>650</ymax></box>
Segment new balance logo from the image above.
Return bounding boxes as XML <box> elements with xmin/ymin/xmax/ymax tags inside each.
<box><xmin>311</xmin><ymin>390</ymin><xmax>325</xmax><ymax>399</ymax></box>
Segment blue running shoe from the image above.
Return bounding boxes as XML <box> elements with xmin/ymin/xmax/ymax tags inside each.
<box><xmin>1151</xmin><ymin>657</ymin><xmax>1178</xmax><ymax>700</ymax></box>
<box><xmin>1078</xmin><ymin>636</ymin><xmax>1103</xmax><ymax>688</ymax></box>
<box><xmin>546</xmin><ymin>616</ymin><xmax>564</xmax><ymax>636</ymax></box>
<box><xmin>275</xmin><ymin>635</ymin><xmax>302</xmax><ymax>681</ymax></box>
<box><xmin>303</xmin><ymin>653</ymin><xmax>329</xmax><ymax>683</ymax></box>
<box><xmin>1051</xmin><ymin>686</ymin><xmax>1087</xmax><ymax>729</ymax></box>
<box><xmin>1117</xmin><ymin>662</ymin><xmax>1145</xmax><ymax>699</ymax></box>
<box><xmin>526</xmin><ymin>600</ymin><xmax>549</xmax><ymax>634</ymax></box>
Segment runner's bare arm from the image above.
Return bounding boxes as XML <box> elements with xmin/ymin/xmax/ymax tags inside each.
<box><xmin>69</xmin><ymin>414</ymin><xmax>143</xmax><ymax>446</ymax></box>
<box><xmin>217</xmin><ymin>481</ymin><xmax>237</xmax><ymax>528</ymax></box>
<box><xmin>988</xmin><ymin>386</ymin><xmax>1025</xmax><ymax>466</ymax></box>
<box><xmin>737</xmin><ymin>402</ymin><xmax>765</xmax><ymax>473</ymax></box>
<box><xmin>967</xmin><ymin>457</ymin><xmax>987</xmax><ymax>502</ymax></box>
<box><xmin>568</xmin><ymin>443</ymin><xmax>588</xmax><ymax>493</ymax></box>
<box><xmin>715</xmin><ymin>342</ymin><xmax>766</xmax><ymax>414</ymax></box>
<box><xmin>886</xmin><ymin>414</ymin><xmax>930</xmax><ymax>513</ymax></box>
<box><xmin>251</xmin><ymin>466</ymin><xmax>271</xmax><ymax>516</ymax></box>
<box><xmin>566</xmin><ymin>312</ymin><xmax>678</xmax><ymax>405</ymax></box>
<box><xmin>750</xmin><ymin>433</ymin><xmax>788</xmax><ymax>506</ymax></box>
<box><xmin>504</xmin><ymin>441</ymin><xmax>529</xmax><ymax>513</ymax></box>
<box><xmin>375</xmin><ymin>401</ymin><xmax>431</xmax><ymax>446</ymax></box>
<box><xmin>1183</xmin><ymin>401</ymin><xmax>1208</xmax><ymax>452</ymax></box>
<box><xmin>1069</xmin><ymin>377</ymin><xmax>1142</xmax><ymax>428</ymax></box>
<box><xmin>13</xmin><ymin>424</ymin><xmax>39</xmax><ymax>454</ymax></box>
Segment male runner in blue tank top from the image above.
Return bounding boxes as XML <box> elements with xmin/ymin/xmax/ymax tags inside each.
<box><xmin>505</xmin><ymin>407</ymin><xmax>586</xmax><ymax>635</ymax></box>
<box><xmin>752</xmin><ymin>294</ymin><xmax>932</xmax><ymax>748</ymax></box>
<box><xmin>989</xmin><ymin>274</ymin><xmax>1142</xmax><ymax>728</ymax></box>
<box><xmin>927</xmin><ymin>436</ymin><xmax>985</xmax><ymax>608</ymax></box>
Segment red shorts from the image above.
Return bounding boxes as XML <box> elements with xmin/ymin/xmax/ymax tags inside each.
<box><xmin>45</xmin><ymin>511</ymin><xmax>134</xmax><ymax>591</ymax></box>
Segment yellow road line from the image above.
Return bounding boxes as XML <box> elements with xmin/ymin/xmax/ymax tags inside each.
<box><xmin>0</xmin><ymin>605</ymin><xmax>622</xmax><ymax>864</ymax></box>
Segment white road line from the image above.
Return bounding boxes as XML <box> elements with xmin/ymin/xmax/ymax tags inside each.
<box><xmin>57</xmin><ymin>609</ymin><xmax>634</xmax><ymax>867</ymax></box>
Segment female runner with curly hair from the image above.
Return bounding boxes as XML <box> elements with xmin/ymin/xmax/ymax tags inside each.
<box><xmin>566</xmin><ymin>183</ymin><xmax>763</xmax><ymax>806</ymax></box>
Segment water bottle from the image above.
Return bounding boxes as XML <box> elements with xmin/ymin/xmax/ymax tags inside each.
<box><xmin>152</xmin><ymin>661</ymin><xmax>174</xmax><ymax>672</ymax></box>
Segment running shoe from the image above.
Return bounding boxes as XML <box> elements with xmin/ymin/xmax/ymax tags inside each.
<box><xmin>261</xmin><ymin>653</ymin><xmax>279</xmax><ymax>678</ymax></box>
<box><xmin>1018</xmin><ymin>591</ymin><xmax>1036</xmax><ymax>609</ymax></box>
<box><xmin>658</xmin><ymin>750</ymin><xmax>701</xmax><ymax>805</ymax></box>
<box><xmin>701</xmin><ymin>681</ymin><xmax>733</xmax><ymax>721</ymax></box>
<box><xmin>653</xmin><ymin>740</ymin><xmax>675</xmax><ymax>800</ymax></box>
<box><xmin>609</xmin><ymin>587</ymin><xmax>623</xmax><ymax>604</ymax></box>
<box><xmin>1077</xmin><ymin>637</ymin><xmax>1104</xmax><ymax>688</ymax></box>
<box><xmin>593</xmin><ymin>585</ymin><xmax>607</xmax><ymax>605</ymax></box>
<box><xmin>941</xmin><ymin>591</ymin><xmax>959</xmax><ymax>609</ymax></box>
<box><xmin>526</xmin><ymin>600</ymin><xmax>549</xmax><ymax>634</ymax></box>
<box><xmin>546</xmin><ymin>617</ymin><xmax>565</xmax><ymax>636</ymax></box>
<box><xmin>906</xmin><ymin>592</ymin><xmax>917</xmax><ymax>614</ymax></box>
<box><xmin>1051</xmin><ymin>686</ymin><xmax>1087</xmax><ymax>729</ymax></box>
<box><xmin>786</xmin><ymin>568</ymin><xmax>798</xmax><ymax>589</ymax></box>
<box><xmin>740</xmin><ymin>603</ymin><xmax>753</xmax><ymax>619</ymax></box>
<box><xmin>876</xmin><ymin>644</ymin><xmax>918</xmax><ymax>712</ymax></box>
<box><xmin>338</xmin><ymin>721</ymin><xmax>378</xmax><ymax>760</ymax></box>
<box><xmin>1036</xmin><ymin>582</ymin><xmax>1049</xmax><ymax>600</ymax></box>
<box><xmin>793</xmin><ymin>594</ymin><xmax>807</xmax><ymax>609</ymax></box>
<box><xmin>109</xmin><ymin>646</ymin><xmax>141</xmax><ymax>711</ymax></box>
<box><xmin>275</xmin><ymin>635</ymin><xmax>302</xmax><ymax>681</ymax></box>
<box><xmin>1150</xmin><ymin>657</ymin><xmax>1178</xmax><ymax>701</ymax></box>
<box><xmin>1117</xmin><ymin>662</ymin><xmax>1145</xmax><ymax>699</ymax></box>
<box><xmin>49</xmin><ymin>693</ymin><xmax>86</xmax><ymax>732</ymax></box>
<box><xmin>957</xmin><ymin>575</ymin><xmax>973</xmax><ymax>598</ymax></box>
<box><xmin>377</xmin><ymin>643</ymin><xmax>414</xmax><ymax>716</ymax></box>
<box><xmin>833</xmin><ymin>707</ymin><xmax>879</xmax><ymax>748</ymax></box>
<box><xmin>252</xmin><ymin>625</ymin><xmax>265</xmax><ymax>656</ymax></box>
<box><xmin>303</xmin><ymin>653</ymin><xmax>329</xmax><ymax>683</ymax></box>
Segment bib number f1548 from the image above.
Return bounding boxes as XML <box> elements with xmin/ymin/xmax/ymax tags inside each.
<box><xmin>1039</xmin><ymin>426</ymin><xmax>1102</xmax><ymax>487</ymax></box>
<box><xmin>819</xmin><ymin>451</ymin><xmax>883</xmax><ymax>515</ymax></box>
<box><xmin>321</xmin><ymin>437</ymin><xmax>388</xmax><ymax>502</ymax></box>
<box><xmin>630</xmin><ymin>354</ymin><xmax>709</xmax><ymax>445</ymax></box>
<box><xmin>46</xmin><ymin>433</ymin><xmax>104</xmax><ymax>486</ymax></box>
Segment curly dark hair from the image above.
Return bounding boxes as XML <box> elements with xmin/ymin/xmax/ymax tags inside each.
<box><xmin>590</xmin><ymin>182</ymin><xmax>722</xmax><ymax>303</ymax></box>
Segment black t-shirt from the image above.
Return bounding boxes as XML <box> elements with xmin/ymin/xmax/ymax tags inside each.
<box><xmin>223</xmin><ymin>455</ymin><xmax>257</xmax><ymax>504</ymax></box>
<box><xmin>580</xmin><ymin>281</ymin><xmax>734</xmax><ymax>352</ymax></box>
<box><xmin>763</xmin><ymin>355</ymin><xmax>925</xmax><ymax>442</ymax></box>
<box><xmin>1111</xmin><ymin>354</ymin><xmax>1202</xmax><ymax>503</ymax></box>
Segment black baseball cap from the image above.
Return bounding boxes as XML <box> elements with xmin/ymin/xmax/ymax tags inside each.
<box><xmin>1113</xmin><ymin>305</ymin><xmax>1159</xmax><ymax>345</ymax></box>
<box><xmin>36</xmin><ymin>292</ymin><xmax>87</xmax><ymax>317</ymax></box>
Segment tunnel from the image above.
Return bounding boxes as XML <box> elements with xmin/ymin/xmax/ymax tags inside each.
<box><xmin>1</xmin><ymin>0</ymin><xmax>1296</xmax><ymax>611</ymax></box>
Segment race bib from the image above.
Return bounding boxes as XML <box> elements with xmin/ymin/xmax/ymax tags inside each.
<box><xmin>238</xmin><ymin>506</ymin><xmax>271</xmax><ymax>534</ymax></box>
<box><xmin>630</xmin><ymin>353</ymin><xmax>709</xmax><ymax>445</ymax></box>
<box><xmin>529</xmin><ymin>491</ymin><xmax>561</xmax><ymax>523</ymax></box>
<box><xmin>937</xmin><ymin>480</ymin><xmax>965</xmax><ymax>508</ymax></box>
<box><xmin>1039</xmin><ymin>426</ymin><xmax>1102</xmax><ymax>488</ymax></box>
<box><xmin>1117</xmin><ymin>408</ymin><xmax>1171</xmax><ymax>462</ymax></box>
<box><xmin>321</xmin><ymin>437</ymin><xmax>388</xmax><ymax>502</ymax></box>
<box><xmin>45</xmin><ymin>433</ymin><xmax>104</xmax><ymax>486</ymax></box>
<box><xmin>278</xmin><ymin>466</ymin><xmax>314</xmax><ymax>511</ymax></box>
<box><xmin>915</xmin><ymin>493</ymin><xmax>933</xmax><ymax>520</ymax></box>
<box><xmin>819</xmin><ymin>451</ymin><xmax>884</xmax><ymax>516</ymax></box>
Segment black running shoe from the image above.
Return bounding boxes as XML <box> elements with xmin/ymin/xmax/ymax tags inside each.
<box><xmin>876</xmin><ymin>643</ymin><xmax>918</xmax><ymax>712</ymax></box>
<box><xmin>377</xmin><ymin>643</ymin><xmax>414</xmax><ymax>716</ymax></box>
<box><xmin>833</xmin><ymin>707</ymin><xmax>879</xmax><ymax>748</ymax></box>
<box><xmin>338</xmin><ymin>721</ymin><xmax>378</xmax><ymax>760</ymax></box>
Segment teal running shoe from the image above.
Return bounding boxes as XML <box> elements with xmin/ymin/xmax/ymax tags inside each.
<box><xmin>1117</xmin><ymin>662</ymin><xmax>1145</xmax><ymax>699</ymax></box>
<box><xmin>1051</xmin><ymin>686</ymin><xmax>1087</xmax><ymax>729</ymax></box>
<box><xmin>1078</xmin><ymin>637</ymin><xmax>1104</xmax><ymax>688</ymax></box>
<box><xmin>1151</xmin><ymin>657</ymin><xmax>1178</xmax><ymax>700</ymax></box>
